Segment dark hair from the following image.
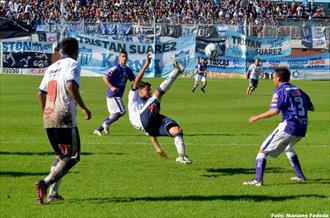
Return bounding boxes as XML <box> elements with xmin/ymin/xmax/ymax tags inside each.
<box><xmin>138</xmin><ymin>81</ymin><xmax>151</xmax><ymax>89</ymax></box>
<box><xmin>119</xmin><ymin>50</ymin><xmax>128</xmax><ymax>56</ymax></box>
<box><xmin>61</xmin><ymin>37</ymin><xmax>79</xmax><ymax>56</ymax></box>
<box><xmin>274</xmin><ymin>67</ymin><xmax>290</xmax><ymax>82</ymax></box>
<box><xmin>255</xmin><ymin>58</ymin><xmax>261</xmax><ymax>62</ymax></box>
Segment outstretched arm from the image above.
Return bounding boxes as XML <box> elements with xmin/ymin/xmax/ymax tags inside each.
<box><xmin>249</xmin><ymin>108</ymin><xmax>279</xmax><ymax>124</ymax></box>
<box><xmin>150</xmin><ymin>136</ymin><xmax>168</xmax><ymax>159</ymax></box>
<box><xmin>132</xmin><ymin>53</ymin><xmax>152</xmax><ymax>90</ymax></box>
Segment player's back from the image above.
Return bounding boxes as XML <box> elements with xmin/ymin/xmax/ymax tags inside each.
<box><xmin>40</xmin><ymin>57</ymin><xmax>80</xmax><ymax>128</ymax></box>
<box><xmin>277</xmin><ymin>82</ymin><xmax>313</xmax><ymax>137</ymax></box>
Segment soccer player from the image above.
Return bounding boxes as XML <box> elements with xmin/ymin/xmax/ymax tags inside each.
<box><xmin>243</xmin><ymin>68</ymin><xmax>314</xmax><ymax>186</ymax></box>
<box><xmin>128</xmin><ymin>54</ymin><xmax>192</xmax><ymax>164</ymax></box>
<box><xmin>94</xmin><ymin>50</ymin><xmax>135</xmax><ymax>136</ymax></box>
<box><xmin>192</xmin><ymin>58</ymin><xmax>208</xmax><ymax>93</ymax></box>
<box><xmin>36</xmin><ymin>38</ymin><xmax>91</xmax><ymax>203</ymax></box>
<box><xmin>245</xmin><ymin>58</ymin><xmax>264</xmax><ymax>96</ymax></box>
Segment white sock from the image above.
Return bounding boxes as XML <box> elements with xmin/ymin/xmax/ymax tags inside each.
<box><xmin>174</xmin><ymin>134</ymin><xmax>186</xmax><ymax>157</ymax></box>
<box><xmin>48</xmin><ymin>166</ymin><xmax>62</xmax><ymax>196</ymax></box>
<box><xmin>158</xmin><ymin>69</ymin><xmax>180</xmax><ymax>93</ymax></box>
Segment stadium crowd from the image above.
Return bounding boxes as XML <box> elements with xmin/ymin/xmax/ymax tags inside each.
<box><xmin>0</xmin><ymin>0</ymin><xmax>329</xmax><ymax>26</ymax></box>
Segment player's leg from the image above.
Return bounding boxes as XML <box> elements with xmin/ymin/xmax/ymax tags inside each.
<box><xmin>243</xmin><ymin>125</ymin><xmax>285</xmax><ymax>186</ymax></box>
<box><xmin>192</xmin><ymin>74</ymin><xmax>200</xmax><ymax>93</ymax></box>
<box><xmin>94</xmin><ymin>97</ymin><xmax>125</xmax><ymax>135</ymax></box>
<box><xmin>35</xmin><ymin>127</ymin><xmax>81</xmax><ymax>204</ymax></box>
<box><xmin>249</xmin><ymin>79</ymin><xmax>258</xmax><ymax>95</ymax></box>
<box><xmin>201</xmin><ymin>76</ymin><xmax>207</xmax><ymax>92</ymax></box>
<box><xmin>47</xmin><ymin>156</ymin><xmax>64</xmax><ymax>202</ymax></box>
<box><xmin>153</xmin><ymin>59</ymin><xmax>184</xmax><ymax>100</ymax></box>
<box><xmin>285</xmin><ymin>140</ymin><xmax>306</xmax><ymax>181</ymax></box>
<box><xmin>157</xmin><ymin>116</ymin><xmax>192</xmax><ymax>164</ymax></box>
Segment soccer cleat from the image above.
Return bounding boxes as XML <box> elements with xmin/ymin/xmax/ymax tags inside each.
<box><xmin>93</xmin><ymin>130</ymin><xmax>102</xmax><ymax>136</ymax></box>
<box><xmin>47</xmin><ymin>194</ymin><xmax>64</xmax><ymax>202</ymax></box>
<box><xmin>242</xmin><ymin>179</ymin><xmax>263</xmax><ymax>187</ymax></box>
<box><xmin>171</xmin><ymin>58</ymin><xmax>185</xmax><ymax>73</ymax></box>
<box><xmin>35</xmin><ymin>180</ymin><xmax>47</xmax><ymax>204</ymax></box>
<box><xmin>102</xmin><ymin>123</ymin><xmax>110</xmax><ymax>135</ymax></box>
<box><xmin>176</xmin><ymin>155</ymin><xmax>192</xmax><ymax>164</ymax></box>
<box><xmin>201</xmin><ymin>87</ymin><xmax>205</xmax><ymax>93</ymax></box>
<box><xmin>290</xmin><ymin>176</ymin><xmax>306</xmax><ymax>182</ymax></box>
<box><xmin>192</xmin><ymin>88</ymin><xmax>195</xmax><ymax>93</ymax></box>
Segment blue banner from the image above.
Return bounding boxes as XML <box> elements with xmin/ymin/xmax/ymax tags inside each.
<box><xmin>195</xmin><ymin>53</ymin><xmax>330</xmax><ymax>74</ymax></box>
<box><xmin>2</xmin><ymin>41</ymin><xmax>54</xmax><ymax>53</ymax></box>
<box><xmin>226</xmin><ymin>31</ymin><xmax>291</xmax><ymax>59</ymax></box>
<box><xmin>68</xmin><ymin>32</ymin><xmax>196</xmax><ymax>77</ymax></box>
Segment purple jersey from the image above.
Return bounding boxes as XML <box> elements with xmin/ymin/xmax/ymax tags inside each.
<box><xmin>196</xmin><ymin>63</ymin><xmax>207</xmax><ymax>75</ymax></box>
<box><xmin>106</xmin><ymin>64</ymin><xmax>135</xmax><ymax>97</ymax></box>
<box><xmin>270</xmin><ymin>82</ymin><xmax>313</xmax><ymax>137</ymax></box>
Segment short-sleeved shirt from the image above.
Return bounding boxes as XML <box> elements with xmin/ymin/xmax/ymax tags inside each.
<box><xmin>196</xmin><ymin>63</ymin><xmax>207</xmax><ymax>75</ymax></box>
<box><xmin>269</xmin><ymin>82</ymin><xmax>313</xmax><ymax>137</ymax></box>
<box><xmin>128</xmin><ymin>89</ymin><xmax>177</xmax><ymax>137</ymax></box>
<box><xmin>39</xmin><ymin>56</ymin><xmax>81</xmax><ymax>128</ymax></box>
<box><xmin>106</xmin><ymin>63</ymin><xmax>135</xmax><ymax>98</ymax></box>
<box><xmin>247</xmin><ymin>63</ymin><xmax>263</xmax><ymax>80</ymax></box>
<box><xmin>128</xmin><ymin>89</ymin><xmax>148</xmax><ymax>134</ymax></box>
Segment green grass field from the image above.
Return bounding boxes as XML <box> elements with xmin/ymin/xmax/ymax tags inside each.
<box><xmin>0</xmin><ymin>74</ymin><xmax>329</xmax><ymax>218</ymax></box>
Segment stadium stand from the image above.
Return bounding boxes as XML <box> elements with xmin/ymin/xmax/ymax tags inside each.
<box><xmin>0</xmin><ymin>0</ymin><xmax>329</xmax><ymax>27</ymax></box>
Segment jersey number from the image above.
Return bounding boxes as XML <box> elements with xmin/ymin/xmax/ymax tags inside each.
<box><xmin>294</xmin><ymin>96</ymin><xmax>305</xmax><ymax>116</ymax></box>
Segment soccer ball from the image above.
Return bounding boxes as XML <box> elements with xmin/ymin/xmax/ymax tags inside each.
<box><xmin>204</xmin><ymin>43</ymin><xmax>218</xmax><ymax>60</ymax></box>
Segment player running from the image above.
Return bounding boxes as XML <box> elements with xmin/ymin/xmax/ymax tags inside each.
<box><xmin>94</xmin><ymin>50</ymin><xmax>135</xmax><ymax>136</ymax></box>
<box><xmin>36</xmin><ymin>38</ymin><xmax>91</xmax><ymax>204</ymax></box>
<box><xmin>192</xmin><ymin>58</ymin><xmax>208</xmax><ymax>93</ymax></box>
<box><xmin>245</xmin><ymin>58</ymin><xmax>264</xmax><ymax>96</ymax></box>
<box><xmin>128</xmin><ymin>54</ymin><xmax>192</xmax><ymax>164</ymax></box>
<box><xmin>243</xmin><ymin>68</ymin><xmax>314</xmax><ymax>186</ymax></box>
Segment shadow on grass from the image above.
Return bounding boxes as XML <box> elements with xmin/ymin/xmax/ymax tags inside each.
<box><xmin>0</xmin><ymin>171</ymin><xmax>49</xmax><ymax>177</ymax></box>
<box><xmin>202</xmin><ymin>167</ymin><xmax>289</xmax><ymax>177</ymax></box>
<box><xmin>0</xmin><ymin>171</ymin><xmax>78</xmax><ymax>177</ymax></box>
<box><xmin>70</xmin><ymin>194</ymin><xmax>326</xmax><ymax>204</ymax></box>
<box><xmin>185</xmin><ymin>133</ymin><xmax>257</xmax><ymax>137</ymax></box>
<box><xmin>0</xmin><ymin>151</ymin><xmax>125</xmax><ymax>156</ymax></box>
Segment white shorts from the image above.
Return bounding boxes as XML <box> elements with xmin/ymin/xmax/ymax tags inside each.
<box><xmin>106</xmin><ymin>97</ymin><xmax>126</xmax><ymax>114</ymax></box>
<box><xmin>260</xmin><ymin>122</ymin><xmax>302</xmax><ymax>158</ymax></box>
<box><xmin>195</xmin><ymin>74</ymin><xmax>206</xmax><ymax>84</ymax></box>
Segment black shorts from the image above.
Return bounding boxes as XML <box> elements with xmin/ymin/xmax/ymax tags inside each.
<box><xmin>140</xmin><ymin>98</ymin><xmax>178</xmax><ymax>137</ymax></box>
<box><xmin>46</xmin><ymin>127</ymin><xmax>80</xmax><ymax>160</ymax></box>
<box><xmin>249</xmin><ymin>79</ymin><xmax>259</xmax><ymax>89</ymax></box>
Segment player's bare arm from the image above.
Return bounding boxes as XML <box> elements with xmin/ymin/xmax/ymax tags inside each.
<box><xmin>37</xmin><ymin>91</ymin><xmax>47</xmax><ymax>112</ymax></box>
<box><xmin>150</xmin><ymin>136</ymin><xmax>168</xmax><ymax>159</ymax></box>
<box><xmin>132</xmin><ymin>53</ymin><xmax>152</xmax><ymax>90</ymax></box>
<box><xmin>66</xmin><ymin>81</ymin><xmax>91</xmax><ymax>120</ymax></box>
<box><xmin>249</xmin><ymin>108</ymin><xmax>279</xmax><ymax>124</ymax></box>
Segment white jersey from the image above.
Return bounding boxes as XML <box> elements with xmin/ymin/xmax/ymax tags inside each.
<box><xmin>128</xmin><ymin>89</ymin><xmax>148</xmax><ymax>135</ymax></box>
<box><xmin>247</xmin><ymin>63</ymin><xmax>263</xmax><ymax>80</ymax></box>
<box><xmin>39</xmin><ymin>56</ymin><xmax>81</xmax><ymax>128</ymax></box>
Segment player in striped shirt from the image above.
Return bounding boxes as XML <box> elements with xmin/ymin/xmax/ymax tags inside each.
<box><xmin>128</xmin><ymin>55</ymin><xmax>192</xmax><ymax>164</ymax></box>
